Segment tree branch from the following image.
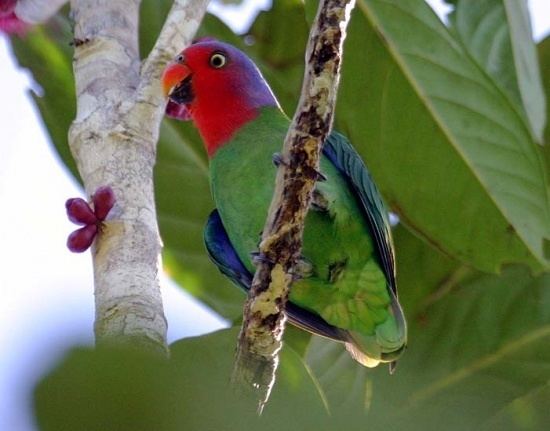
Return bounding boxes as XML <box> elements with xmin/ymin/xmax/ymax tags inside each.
<box><xmin>232</xmin><ymin>0</ymin><xmax>356</xmax><ymax>412</ymax></box>
<box><xmin>68</xmin><ymin>0</ymin><xmax>207</xmax><ymax>353</ymax></box>
<box><xmin>15</xmin><ymin>0</ymin><xmax>67</xmax><ymax>24</ymax></box>
<box><xmin>135</xmin><ymin>0</ymin><xmax>209</xmax><ymax>125</ymax></box>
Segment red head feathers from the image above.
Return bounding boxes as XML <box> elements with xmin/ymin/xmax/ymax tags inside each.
<box><xmin>162</xmin><ymin>39</ymin><xmax>278</xmax><ymax>157</ymax></box>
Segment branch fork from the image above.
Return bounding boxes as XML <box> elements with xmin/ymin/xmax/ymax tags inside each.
<box><xmin>68</xmin><ymin>0</ymin><xmax>209</xmax><ymax>353</ymax></box>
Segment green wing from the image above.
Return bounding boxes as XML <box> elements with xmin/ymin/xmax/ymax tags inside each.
<box><xmin>322</xmin><ymin>132</ymin><xmax>397</xmax><ymax>292</ymax></box>
<box><xmin>322</xmin><ymin>133</ymin><xmax>406</xmax><ymax>367</ymax></box>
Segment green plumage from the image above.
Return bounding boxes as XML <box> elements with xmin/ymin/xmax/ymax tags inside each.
<box><xmin>209</xmin><ymin>107</ymin><xmax>406</xmax><ymax>367</ymax></box>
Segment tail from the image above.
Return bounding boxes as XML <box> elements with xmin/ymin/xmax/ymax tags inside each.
<box><xmin>344</xmin><ymin>290</ymin><xmax>407</xmax><ymax>368</ymax></box>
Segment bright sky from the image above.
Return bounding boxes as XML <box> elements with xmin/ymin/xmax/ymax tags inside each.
<box><xmin>0</xmin><ymin>1</ymin><xmax>548</xmax><ymax>430</ymax></box>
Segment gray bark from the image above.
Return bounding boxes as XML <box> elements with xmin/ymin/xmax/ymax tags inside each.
<box><xmin>69</xmin><ymin>0</ymin><xmax>208</xmax><ymax>353</ymax></box>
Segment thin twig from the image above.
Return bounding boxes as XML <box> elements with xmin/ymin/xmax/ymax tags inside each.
<box><xmin>231</xmin><ymin>0</ymin><xmax>357</xmax><ymax>413</ymax></box>
<box><xmin>135</xmin><ymin>0</ymin><xmax>209</xmax><ymax>115</ymax></box>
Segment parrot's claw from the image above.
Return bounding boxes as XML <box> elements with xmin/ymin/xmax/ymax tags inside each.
<box><xmin>311</xmin><ymin>189</ymin><xmax>329</xmax><ymax>212</ymax></box>
<box><xmin>273</xmin><ymin>153</ymin><xmax>326</xmax><ymax>182</ymax></box>
<box><xmin>312</xmin><ymin>168</ymin><xmax>327</xmax><ymax>182</ymax></box>
<box><xmin>272</xmin><ymin>152</ymin><xmax>288</xmax><ymax>167</ymax></box>
<box><xmin>250</xmin><ymin>251</ymin><xmax>274</xmax><ymax>266</ymax></box>
<box><xmin>389</xmin><ymin>361</ymin><xmax>398</xmax><ymax>375</ymax></box>
<box><xmin>292</xmin><ymin>257</ymin><xmax>313</xmax><ymax>280</ymax></box>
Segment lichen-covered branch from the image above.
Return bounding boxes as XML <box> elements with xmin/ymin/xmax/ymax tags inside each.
<box><xmin>68</xmin><ymin>0</ymin><xmax>207</xmax><ymax>353</ymax></box>
<box><xmin>232</xmin><ymin>0</ymin><xmax>356</xmax><ymax>411</ymax></box>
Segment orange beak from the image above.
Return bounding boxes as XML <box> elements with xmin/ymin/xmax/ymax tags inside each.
<box><xmin>162</xmin><ymin>62</ymin><xmax>192</xmax><ymax>97</ymax></box>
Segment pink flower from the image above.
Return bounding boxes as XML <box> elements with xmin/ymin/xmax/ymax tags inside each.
<box><xmin>0</xmin><ymin>0</ymin><xmax>68</xmax><ymax>35</ymax></box>
<box><xmin>65</xmin><ymin>186</ymin><xmax>116</xmax><ymax>253</ymax></box>
<box><xmin>0</xmin><ymin>0</ymin><xmax>28</xmax><ymax>35</ymax></box>
<box><xmin>0</xmin><ymin>11</ymin><xmax>29</xmax><ymax>35</ymax></box>
<box><xmin>0</xmin><ymin>0</ymin><xmax>17</xmax><ymax>15</ymax></box>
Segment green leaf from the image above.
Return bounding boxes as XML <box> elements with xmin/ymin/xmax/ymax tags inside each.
<box><xmin>305</xmin><ymin>263</ymin><xmax>550</xmax><ymax>430</ymax></box>
<box><xmin>304</xmin><ymin>226</ymin><xmax>550</xmax><ymax>429</ymax></box>
<box><xmin>372</xmin><ymin>266</ymin><xmax>550</xmax><ymax>431</ymax></box>
<box><xmin>10</xmin><ymin>20</ymin><xmax>79</xmax><ymax>181</ymax></box>
<box><xmin>139</xmin><ymin>0</ymin><xmax>173</xmax><ymax>58</ymax></box>
<box><xmin>449</xmin><ymin>0</ymin><xmax>546</xmax><ymax>143</ymax></box>
<box><xmin>335</xmin><ymin>0</ymin><xmax>550</xmax><ymax>272</ymax></box>
<box><xmin>34</xmin><ymin>328</ymin><xmax>329</xmax><ymax>430</ymax></box>
<box><xmin>306</xmin><ymin>336</ymin><xmax>370</xmax><ymax>422</ymax></box>
<box><xmin>481</xmin><ymin>382</ymin><xmax>550</xmax><ymax>431</ymax></box>
<box><xmin>392</xmin><ymin>225</ymin><xmax>468</xmax><ymax>315</ymax></box>
<box><xmin>246</xmin><ymin>0</ymin><xmax>308</xmax><ymax>114</ymax></box>
<box><xmin>538</xmin><ymin>36</ymin><xmax>550</xmax><ymax>260</ymax></box>
<box><xmin>539</xmin><ymin>36</ymin><xmax>550</xmax><ymax>146</ymax></box>
<box><xmin>170</xmin><ymin>328</ymin><xmax>329</xmax><ymax>426</ymax></box>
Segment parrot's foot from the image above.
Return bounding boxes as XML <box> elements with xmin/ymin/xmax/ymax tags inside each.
<box><xmin>250</xmin><ymin>251</ymin><xmax>274</xmax><ymax>266</ymax></box>
<box><xmin>291</xmin><ymin>257</ymin><xmax>314</xmax><ymax>280</ymax></box>
<box><xmin>328</xmin><ymin>258</ymin><xmax>347</xmax><ymax>283</ymax></box>
<box><xmin>272</xmin><ymin>152</ymin><xmax>288</xmax><ymax>167</ymax></box>
<box><xmin>310</xmin><ymin>168</ymin><xmax>327</xmax><ymax>182</ymax></box>
<box><xmin>273</xmin><ymin>153</ymin><xmax>327</xmax><ymax>182</ymax></box>
<box><xmin>311</xmin><ymin>189</ymin><xmax>329</xmax><ymax>212</ymax></box>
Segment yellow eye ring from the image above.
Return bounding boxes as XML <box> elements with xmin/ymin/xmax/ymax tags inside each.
<box><xmin>210</xmin><ymin>52</ymin><xmax>227</xmax><ymax>69</ymax></box>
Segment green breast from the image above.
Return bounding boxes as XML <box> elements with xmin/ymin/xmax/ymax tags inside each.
<box><xmin>210</xmin><ymin>108</ymin><xmax>290</xmax><ymax>269</ymax></box>
<box><xmin>210</xmin><ymin>107</ymin><xmax>389</xmax><ymax>335</ymax></box>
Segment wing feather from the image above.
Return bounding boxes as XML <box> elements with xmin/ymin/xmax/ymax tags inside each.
<box><xmin>322</xmin><ymin>132</ymin><xmax>397</xmax><ymax>293</ymax></box>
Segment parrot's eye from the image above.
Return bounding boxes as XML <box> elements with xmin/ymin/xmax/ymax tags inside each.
<box><xmin>209</xmin><ymin>52</ymin><xmax>227</xmax><ymax>69</ymax></box>
<box><xmin>175</xmin><ymin>54</ymin><xmax>185</xmax><ymax>64</ymax></box>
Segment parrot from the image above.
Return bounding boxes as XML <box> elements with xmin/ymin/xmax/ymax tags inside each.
<box><xmin>162</xmin><ymin>39</ymin><xmax>407</xmax><ymax>368</ymax></box>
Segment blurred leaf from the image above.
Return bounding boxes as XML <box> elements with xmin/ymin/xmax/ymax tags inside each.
<box><xmin>139</xmin><ymin>0</ymin><xmax>172</xmax><ymax>57</ymax></box>
<box><xmin>334</xmin><ymin>0</ymin><xmax>550</xmax><ymax>272</ymax></box>
<box><xmin>448</xmin><ymin>0</ymin><xmax>546</xmax><ymax>142</ymax></box>
<box><xmin>306</xmin><ymin>336</ymin><xmax>370</xmax><ymax>425</ymax></box>
<box><xmin>375</xmin><ymin>266</ymin><xmax>550</xmax><ymax>431</ymax></box>
<box><xmin>10</xmin><ymin>18</ymin><xmax>79</xmax><ymax>181</ymax></box>
<box><xmin>538</xmin><ymin>36</ymin><xmax>550</xmax><ymax>263</ymax></box>
<box><xmin>246</xmin><ymin>0</ymin><xmax>308</xmax><ymax>114</ymax></box>
<box><xmin>170</xmin><ymin>328</ymin><xmax>328</xmax><ymax>427</ymax></box>
<box><xmin>35</xmin><ymin>346</ymin><xmax>182</xmax><ymax>431</ymax></box>
<box><xmin>481</xmin><ymin>382</ymin><xmax>550</xmax><ymax>431</ymax></box>
<box><xmin>283</xmin><ymin>324</ymin><xmax>312</xmax><ymax>356</ymax></box>
<box><xmin>539</xmin><ymin>35</ymin><xmax>550</xmax><ymax>146</ymax></box>
<box><xmin>35</xmin><ymin>328</ymin><xmax>329</xmax><ymax>431</ymax></box>
<box><xmin>304</xmin><ymin>226</ymin><xmax>550</xmax><ymax>429</ymax></box>
<box><xmin>305</xmin><ymin>265</ymin><xmax>550</xmax><ymax>431</ymax></box>
<box><xmin>392</xmin><ymin>225</ymin><xmax>469</xmax><ymax>315</ymax></box>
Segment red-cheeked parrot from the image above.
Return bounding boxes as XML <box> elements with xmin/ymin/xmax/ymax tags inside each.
<box><xmin>162</xmin><ymin>40</ymin><xmax>407</xmax><ymax>368</ymax></box>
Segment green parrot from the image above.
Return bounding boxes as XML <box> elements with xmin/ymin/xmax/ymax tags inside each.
<box><xmin>162</xmin><ymin>39</ymin><xmax>407</xmax><ymax>368</ymax></box>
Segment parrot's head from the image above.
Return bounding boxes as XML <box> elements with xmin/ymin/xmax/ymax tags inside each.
<box><xmin>162</xmin><ymin>39</ymin><xmax>278</xmax><ymax>156</ymax></box>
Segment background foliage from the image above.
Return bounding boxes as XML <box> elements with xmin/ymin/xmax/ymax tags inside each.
<box><xmin>9</xmin><ymin>0</ymin><xmax>550</xmax><ymax>429</ymax></box>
